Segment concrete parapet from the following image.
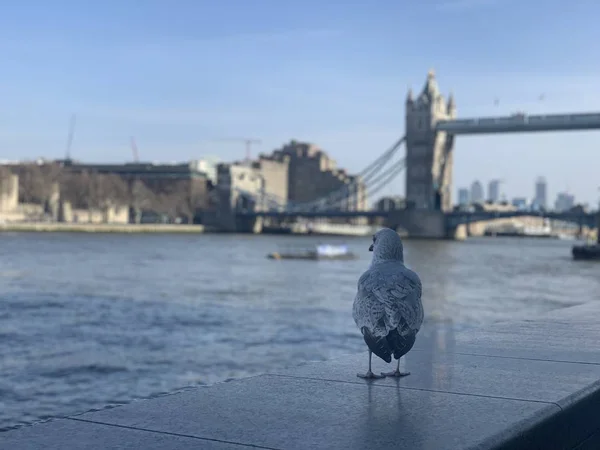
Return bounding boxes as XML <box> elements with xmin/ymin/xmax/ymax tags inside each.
<box><xmin>4</xmin><ymin>302</ymin><xmax>600</xmax><ymax>449</ymax></box>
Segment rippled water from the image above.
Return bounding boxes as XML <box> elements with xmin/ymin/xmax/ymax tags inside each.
<box><xmin>1</xmin><ymin>232</ymin><xmax>599</xmax><ymax>430</ymax></box>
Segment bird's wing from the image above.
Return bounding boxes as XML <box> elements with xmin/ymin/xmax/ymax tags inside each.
<box><xmin>353</xmin><ymin>291</ymin><xmax>388</xmax><ymax>337</ymax></box>
<box><xmin>353</xmin><ymin>271</ymin><xmax>388</xmax><ymax>337</ymax></box>
<box><xmin>364</xmin><ymin>268</ymin><xmax>424</xmax><ymax>335</ymax></box>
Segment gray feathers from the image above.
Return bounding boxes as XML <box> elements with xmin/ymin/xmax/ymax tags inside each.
<box><xmin>352</xmin><ymin>228</ymin><xmax>424</xmax><ymax>360</ymax></box>
<box><xmin>353</xmin><ymin>264</ymin><xmax>423</xmax><ymax>338</ymax></box>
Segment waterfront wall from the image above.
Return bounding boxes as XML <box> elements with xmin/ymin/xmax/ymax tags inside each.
<box><xmin>4</xmin><ymin>301</ymin><xmax>600</xmax><ymax>449</ymax></box>
<box><xmin>0</xmin><ymin>222</ymin><xmax>205</xmax><ymax>233</ymax></box>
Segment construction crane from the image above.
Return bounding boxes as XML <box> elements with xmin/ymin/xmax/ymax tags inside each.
<box><xmin>130</xmin><ymin>136</ymin><xmax>139</xmax><ymax>162</ymax></box>
<box><xmin>211</xmin><ymin>138</ymin><xmax>262</xmax><ymax>163</ymax></box>
<box><xmin>65</xmin><ymin>114</ymin><xmax>76</xmax><ymax>160</ymax></box>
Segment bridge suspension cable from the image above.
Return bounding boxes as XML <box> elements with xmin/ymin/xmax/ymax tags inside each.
<box><xmin>356</xmin><ymin>135</ymin><xmax>406</xmax><ymax>181</ymax></box>
<box><xmin>281</xmin><ymin>135</ymin><xmax>406</xmax><ymax>212</ymax></box>
<box><xmin>362</xmin><ymin>158</ymin><xmax>407</xmax><ymax>201</ymax></box>
<box><xmin>315</xmin><ymin>157</ymin><xmax>407</xmax><ymax>212</ymax></box>
<box><xmin>283</xmin><ymin>138</ymin><xmax>406</xmax><ymax>213</ymax></box>
<box><xmin>232</xmin><ymin>135</ymin><xmax>407</xmax><ymax>213</ymax></box>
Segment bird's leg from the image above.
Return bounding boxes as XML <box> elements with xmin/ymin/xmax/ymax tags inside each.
<box><xmin>381</xmin><ymin>358</ymin><xmax>411</xmax><ymax>378</ymax></box>
<box><xmin>357</xmin><ymin>351</ymin><xmax>384</xmax><ymax>379</ymax></box>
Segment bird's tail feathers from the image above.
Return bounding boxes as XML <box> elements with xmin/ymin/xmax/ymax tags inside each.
<box><xmin>361</xmin><ymin>327</ymin><xmax>392</xmax><ymax>363</ymax></box>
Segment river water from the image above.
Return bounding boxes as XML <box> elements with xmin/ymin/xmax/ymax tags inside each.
<box><xmin>1</xmin><ymin>232</ymin><xmax>599</xmax><ymax>431</ymax></box>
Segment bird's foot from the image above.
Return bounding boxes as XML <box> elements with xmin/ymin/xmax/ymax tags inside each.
<box><xmin>357</xmin><ymin>370</ymin><xmax>385</xmax><ymax>379</ymax></box>
<box><xmin>381</xmin><ymin>370</ymin><xmax>411</xmax><ymax>378</ymax></box>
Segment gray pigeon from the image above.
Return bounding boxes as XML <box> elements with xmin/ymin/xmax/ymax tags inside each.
<box><xmin>352</xmin><ymin>228</ymin><xmax>424</xmax><ymax>379</ymax></box>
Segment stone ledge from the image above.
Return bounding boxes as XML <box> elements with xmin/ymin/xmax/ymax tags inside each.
<box><xmin>3</xmin><ymin>302</ymin><xmax>600</xmax><ymax>450</ymax></box>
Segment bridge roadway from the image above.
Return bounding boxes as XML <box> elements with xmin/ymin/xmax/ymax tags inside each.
<box><xmin>435</xmin><ymin>112</ymin><xmax>600</xmax><ymax>135</ymax></box>
<box><xmin>237</xmin><ymin>209</ymin><xmax>598</xmax><ymax>228</ymax></box>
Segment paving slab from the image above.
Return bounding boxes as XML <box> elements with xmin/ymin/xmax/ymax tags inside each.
<box><xmin>452</xmin><ymin>319</ymin><xmax>600</xmax><ymax>364</ymax></box>
<box><xmin>55</xmin><ymin>375</ymin><xmax>560</xmax><ymax>450</ymax></box>
<box><xmin>271</xmin><ymin>350</ymin><xmax>600</xmax><ymax>404</ymax></box>
<box><xmin>0</xmin><ymin>417</ymin><xmax>259</xmax><ymax>450</ymax></box>
<box><xmin>409</xmin><ymin>302</ymin><xmax>600</xmax><ymax>365</ymax></box>
<box><xmin>536</xmin><ymin>301</ymin><xmax>600</xmax><ymax>323</ymax></box>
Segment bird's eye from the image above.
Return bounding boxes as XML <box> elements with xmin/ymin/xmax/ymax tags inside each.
<box><xmin>372</xmin><ymin>236</ymin><xmax>376</xmax><ymax>242</ymax></box>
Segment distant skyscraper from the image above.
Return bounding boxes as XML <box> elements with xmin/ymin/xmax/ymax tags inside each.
<box><xmin>470</xmin><ymin>180</ymin><xmax>484</xmax><ymax>204</ymax></box>
<box><xmin>487</xmin><ymin>179</ymin><xmax>501</xmax><ymax>203</ymax></box>
<box><xmin>554</xmin><ymin>192</ymin><xmax>575</xmax><ymax>212</ymax></box>
<box><xmin>458</xmin><ymin>188</ymin><xmax>469</xmax><ymax>206</ymax></box>
<box><xmin>534</xmin><ymin>176</ymin><xmax>547</xmax><ymax>210</ymax></box>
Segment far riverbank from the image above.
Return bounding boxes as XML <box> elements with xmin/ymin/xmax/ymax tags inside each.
<box><xmin>0</xmin><ymin>222</ymin><xmax>206</xmax><ymax>234</ymax></box>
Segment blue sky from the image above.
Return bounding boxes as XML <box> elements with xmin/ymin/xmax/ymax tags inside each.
<box><xmin>1</xmin><ymin>0</ymin><xmax>599</xmax><ymax>205</ymax></box>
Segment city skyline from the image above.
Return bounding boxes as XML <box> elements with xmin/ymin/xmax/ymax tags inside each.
<box><xmin>0</xmin><ymin>1</ymin><xmax>599</xmax><ymax>204</ymax></box>
<box><xmin>457</xmin><ymin>175</ymin><xmax>587</xmax><ymax>210</ymax></box>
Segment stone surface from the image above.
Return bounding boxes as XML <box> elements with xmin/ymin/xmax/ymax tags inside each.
<box><xmin>531</xmin><ymin>301</ymin><xmax>600</xmax><ymax>322</ymax></box>
<box><xmin>452</xmin><ymin>315</ymin><xmax>600</xmax><ymax>364</ymax></box>
<box><xmin>0</xmin><ymin>418</ymin><xmax>254</xmax><ymax>449</ymax></box>
<box><xmin>573</xmin><ymin>431</ymin><xmax>600</xmax><ymax>450</ymax></box>
<box><xmin>271</xmin><ymin>350</ymin><xmax>600</xmax><ymax>404</ymax></box>
<box><xmin>47</xmin><ymin>376</ymin><xmax>560</xmax><ymax>450</ymax></box>
<box><xmin>4</xmin><ymin>301</ymin><xmax>600</xmax><ymax>450</ymax></box>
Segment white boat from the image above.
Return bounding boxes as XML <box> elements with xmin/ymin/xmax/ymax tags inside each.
<box><xmin>267</xmin><ymin>244</ymin><xmax>357</xmax><ymax>260</ymax></box>
<box><xmin>557</xmin><ymin>233</ymin><xmax>577</xmax><ymax>241</ymax></box>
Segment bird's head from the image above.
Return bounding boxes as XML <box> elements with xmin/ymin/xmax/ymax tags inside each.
<box><xmin>369</xmin><ymin>228</ymin><xmax>404</xmax><ymax>263</ymax></box>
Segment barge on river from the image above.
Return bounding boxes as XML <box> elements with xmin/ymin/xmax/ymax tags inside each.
<box><xmin>267</xmin><ymin>244</ymin><xmax>357</xmax><ymax>261</ymax></box>
<box><xmin>572</xmin><ymin>243</ymin><xmax>600</xmax><ymax>261</ymax></box>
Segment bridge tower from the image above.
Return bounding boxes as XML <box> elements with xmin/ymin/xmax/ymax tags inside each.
<box><xmin>405</xmin><ymin>70</ymin><xmax>456</xmax><ymax>212</ymax></box>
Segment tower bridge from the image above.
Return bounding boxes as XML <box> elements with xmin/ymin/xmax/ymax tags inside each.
<box><xmin>404</xmin><ymin>69</ymin><xmax>600</xmax><ymax>214</ymax></box>
<box><xmin>226</xmin><ymin>70</ymin><xmax>600</xmax><ymax>237</ymax></box>
<box><xmin>436</xmin><ymin>112</ymin><xmax>600</xmax><ymax>135</ymax></box>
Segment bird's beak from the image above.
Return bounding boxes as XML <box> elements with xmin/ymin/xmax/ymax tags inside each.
<box><xmin>368</xmin><ymin>244</ymin><xmax>373</xmax><ymax>252</ymax></box>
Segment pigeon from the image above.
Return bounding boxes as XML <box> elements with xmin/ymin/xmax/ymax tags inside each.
<box><xmin>352</xmin><ymin>228</ymin><xmax>424</xmax><ymax>379</ymax></box>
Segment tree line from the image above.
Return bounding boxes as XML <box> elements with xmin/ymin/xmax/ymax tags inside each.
<box><xmin>0</xmin><ymin>163</ymin><xmax>211</xmax><ymax>223</ymax></box>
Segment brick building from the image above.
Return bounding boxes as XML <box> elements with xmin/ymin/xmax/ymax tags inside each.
<box><xmin>268</xmin><ymin>140</ymin><xmax>367</xmax><ymax>211</ymax></box>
